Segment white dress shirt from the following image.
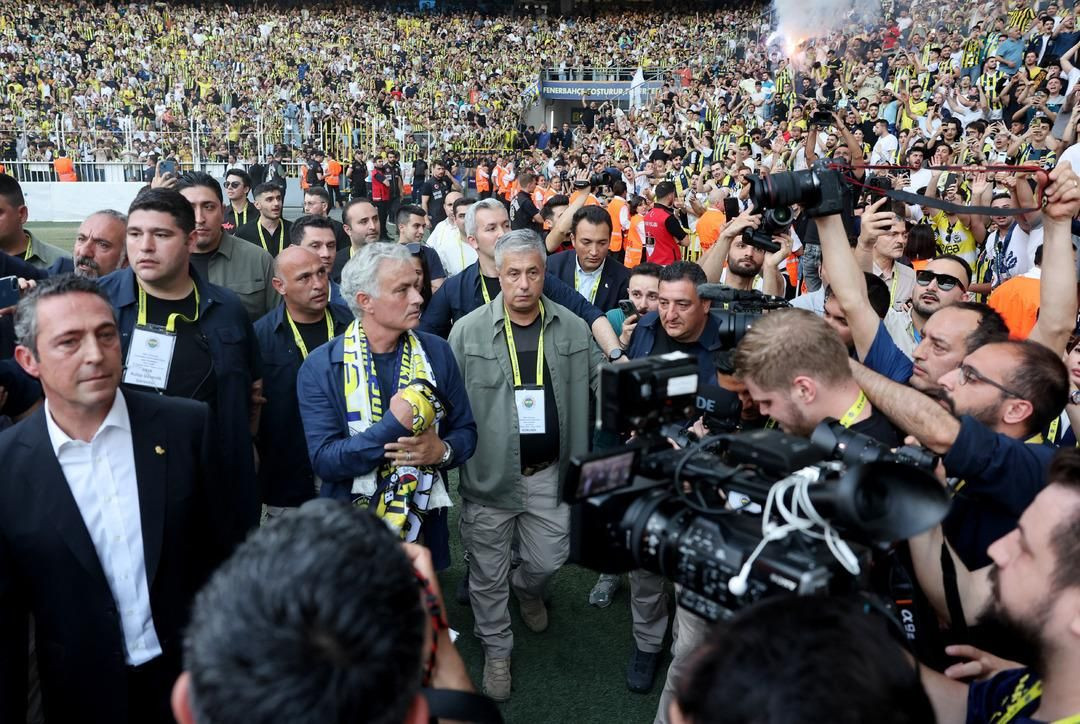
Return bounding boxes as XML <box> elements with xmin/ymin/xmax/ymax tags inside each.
<box><xmin>574</xmin><ymin>258</ymin><xmax>604</xmax><ymax>302</ymax></box>
<box><xmin>45</xmin><ymin>389</ymin><xmax>162</xmax><ymax>666</ymax></box>
<box><xmin>428</xmin><ymin>218</ymin><xmax>477</xmax><ymax>277</ymax></box>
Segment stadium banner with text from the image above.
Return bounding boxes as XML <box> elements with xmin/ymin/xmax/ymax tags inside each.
<box><xmin>540</xmin><ymin>80</ymin><xmax>664</xmax><ymax>101</ymax></box>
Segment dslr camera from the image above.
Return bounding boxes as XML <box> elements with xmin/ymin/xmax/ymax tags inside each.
<box><xmin>743</xmin><ymin>158</ymin><xmax>847</xmax><ymax>253</ymax></box>
<box><xmin>568</xmin><ymin>358</ymin><xmax>948</xmax><ymax>621</ymax></box>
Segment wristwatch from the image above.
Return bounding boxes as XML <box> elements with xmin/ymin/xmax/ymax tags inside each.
<box><xmin>438</xmin><ymin>441</ymin><xmax>454</xmax><ymax>467</ymax></box>
<box><xmin>1070</xmin><ymin>390</ymin><xmax>1080</xmax><ymax>406</ymax></box>
<box><xmin>607</xmin><ymin>348</ymin><xmax>625</xmax><ymax>362</ymax></box>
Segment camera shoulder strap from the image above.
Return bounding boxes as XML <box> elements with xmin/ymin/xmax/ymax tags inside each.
<box><xmin>940</xmin><ymin>541</ymin><xmax>968</xmax><ymax>636</ymax></box>
<box><xmin>423</xmin><ymin>688</ymin><xmax>505</xmax><ymax>724</ymax></box>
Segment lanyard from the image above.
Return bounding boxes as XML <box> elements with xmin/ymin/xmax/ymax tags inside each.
<box><xmin>234</xmin><ymin>204</ymin><xmax>248</xmax><ymax>227</ymax></box>
<box><xmin>285</xmin><ymin>309</ymin><xmax>334</xmax><ymax>359</ymax></box>
<box><xmin>887</xmin><ymin>270</ymin><xmax>899</xmax><ymax>306</ymax></box>
<box><xmin>838</xmin><ymin>391</ymin><xmax>868</xmax><ymax>428</ymax></box>
<box><xmin>909</xmin><ymin>321</ymin><xmax>922</xmax><ymax>345</ymax></box>
<box><xmin>22</xmin><ymin>232</ymin><xmax>31</xmax><ymax>261</ymax></box>
<box><xmin>575</xmin><ymin>266</ymin><xmax>600</xmax><ymax>303</ymax></box>
<box><xmin>994</xmin><ymin>672</ymin><xmax>1080</xmax><ymax>724</ymax></box>
<box><xmin>257</xmin><ymin>221</ymin><xmax>285</xmax><ymax>255</ymax></box>
<box><xmin>136</xmin><ymin>283</ymin><xmax>200</xmax><ymax>333</ymax></box>
<box><xmin>503</xmin><ymin>301</ymin><xmax>545</xmax><ymax>388</ymax></box>
<box><xmin>480</xmin><ymin>274</ymin><xmax>495</xmax><ymax>304</ymax></box>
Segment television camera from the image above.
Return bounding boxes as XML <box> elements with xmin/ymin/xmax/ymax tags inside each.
<box><xmin>571</xmin><ymin>355</ymin><xmax>949</xmax><ymax>621</ymax></box>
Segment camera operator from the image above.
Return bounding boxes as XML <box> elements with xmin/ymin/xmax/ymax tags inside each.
<box><xmin>734</xmin><ymin>308</ymin><xmax>899</xmax><ymax>445</ymax></box>
<box><xmin>170</xmin><ymin>499</ymin><xmax>489</xmax><ymax>724</ymax></box>
<box><xmin>817</xmin><ymin>210</ymin><xmax>1011</xmax><ymax>392</ymax></box>
<box><xmin>850</xmin><ymin>338</ymin><xmax>1067</xmax><ymax>571</ymax></box>
<box><xmin>667</xmin><ymin>596</ymin><xmax>935</xmax><ymax>724</ymax></box>
<box><xmin>914</xmin><ymin>448</ymin><xmax>1080</xmax><ymax>724</ymax></box>
<box><xmin>791</xmin><ymin>112</ymin><xmax>866</xmax><ymax>292</ymax></box>
<box><xmin>623</xmin><ymin>261</ymin><xmax>725</xmax><ymax>694</ymax></box>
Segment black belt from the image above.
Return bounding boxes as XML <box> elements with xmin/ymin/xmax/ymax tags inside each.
<box><xmin>521</xmin><ymin>459</ymin><xmax>558</xmax><ymax>477</ymax></box>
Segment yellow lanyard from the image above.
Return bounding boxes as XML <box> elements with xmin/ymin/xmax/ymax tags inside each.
<box><xmin>235</xmin><ymin>204</ymin><xmax>248</xmax><ymax>227</ymax></box>
<box><xmin>575</xmin><ymin>265</ymin><xmax>600</xmax><ymax>303</ymax></box>
<box><xmin>1048</xmin><ymin>416</ymin><xmax>1061</xmax><ymax>445</ymax></box>
<box><xmin>22</xmin><ymin>232</ymin><xmax>32</xmax><ymax>261</ymax></box>
<box><xmin>993</xmin><ymin>673</ymin><xmax>1080</xmax><ymax>724</ymax></box>
<box><xmin>136</xmin><ymin>283</ymin><xmax>200</xmax><ymax>333</ymax></box>
<box><xmin>481</xmin><ymin>274</ymin><xmax>495</xmax><ymax>304</ymax></box>
<box><xmin>503</xmin><ymin>301</ymin><xmax>545</xmax><ymax>388</ymax></box>
<box><xmin>838</xmin><ymin>391</ymin><xmax>868</xmax><ymax>428</ymax></box>
<box><xmin>285</xmin><ymin>309</ymin><xmax>334</xmax><ymax>359</ymax></box>
<box><xmin>257</xmin><ymin>222</ymin><xmax>285</xmax><ymax>255</ymax></box>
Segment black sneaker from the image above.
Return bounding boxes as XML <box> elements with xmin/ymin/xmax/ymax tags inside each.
<box><xmin>455</xmin><ymin>568</ymin><xmax>470</xmax><ymax>606</ymax></box>
<box><xmin>626</xmin><ymin>647</ymin><xmax>660</xmax><ymax>693</ymax></box>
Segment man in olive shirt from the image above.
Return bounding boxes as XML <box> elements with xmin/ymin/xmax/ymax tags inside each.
<box><xmin>449</xmin><ymin>229</ymin><xmax>601</xmax><ymax>702</ymax></box>
<box><xmin>175</xmin><ymin>172</ymin><xmax>279</xmax><ymax>321</ymax></box>
<box><xmin>0</xmin><ymin>175</ymin><xmax>71</xmax><ymax>269</ymax></box>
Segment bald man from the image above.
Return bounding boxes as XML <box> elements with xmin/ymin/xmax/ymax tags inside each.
<box><xmin>253</xmin><ymin>246</ymin><xmax>352</xmax><ymax>517</ymax></box>
<box><xmin>695</xmin><ymin>189</ymin><xmax>728</xmax><ymax>253</ymax></box>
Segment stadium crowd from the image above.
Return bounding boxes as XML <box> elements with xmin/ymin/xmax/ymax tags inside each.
<box><xmin>3</xmin><ymin>0</ymin><xmax>1080</xmax><ymax>723</ymax></box>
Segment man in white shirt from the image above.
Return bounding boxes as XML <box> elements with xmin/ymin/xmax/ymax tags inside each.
<box><xmin>0</xmin><ymin>275</ymin><xmax>244</xmax><ymax>724</ymax></box>
<box><xmin>428</xmin><ymin>193</ymin><xmax>478</xmax><ymax>277</ymax></box>
<box><xmin>870</xmin><ymin>119</ymin><xmax>900</xmax><ymax>165</ymax></box>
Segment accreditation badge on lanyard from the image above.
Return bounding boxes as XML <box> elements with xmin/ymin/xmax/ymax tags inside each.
<box><xmin>123</xmin><ymin>284</ymin><xmax>199</xmax><ymax>390</ymax></box>
<box><xmin>505</xmin><ymin>302</ymin><xmax>546</xmax><ymax>435</ymax></box>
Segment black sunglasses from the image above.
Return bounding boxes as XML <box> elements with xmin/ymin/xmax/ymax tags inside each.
<box><xmin>223</xmin><ymin>181</ymin><xmax>244</xmax><ymax>189</ymax></box>
<box><xmin>915</xmin><ymin>270</ymin><xmax>965</xmax><ymax>292</ymax></box>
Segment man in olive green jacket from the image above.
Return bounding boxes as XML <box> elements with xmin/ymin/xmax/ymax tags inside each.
<box><xmin>449</xmin><ymin>229</ymin><xmax>601</xmax><ymax>703</ymax></box>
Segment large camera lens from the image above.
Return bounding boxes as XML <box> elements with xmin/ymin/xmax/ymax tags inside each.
<box><xmin>712</xmin><ymin>310</ymin><xmax>759</xmax><ymax>349</ymax></box>
<box><xmin>761</xmin><ymin>206</ymin><xmax>793</xmax><ymax>235</ymax></box>
<box><xmin>750</xmin><ymin>169</ymin><xmax>822</xmax><ymax>210</ymax></box>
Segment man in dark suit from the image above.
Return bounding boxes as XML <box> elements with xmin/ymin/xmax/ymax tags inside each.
<box><xmin>545</xmin><ymin>205</ymin><xmax>630</xmax><ymax>313</ymax></box>
<box><xmin>0</xmin><ymin>275</ymin><xmax>244</xmax><ymax>723</ymax></box>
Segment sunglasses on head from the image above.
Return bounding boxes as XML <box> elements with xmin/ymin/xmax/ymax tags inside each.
<box><xmin>915</xmin><ymin>270</ymin><xmax>965</xmax><ymax>291</ymax></box>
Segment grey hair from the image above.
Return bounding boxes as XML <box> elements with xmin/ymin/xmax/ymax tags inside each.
<box><xmin>494</xmin><ymin>229</ymin><xmax>547</xmax><ymax>271</ymax></box>
<box><xmin>339</xmin><ymin>242</ymin><xmax>414</xmax><ymax>319</ymax></box>
<box><xmin>464</xmin><ymin>197</ymin><xmax>506</xmax><ymax>239</ymax></box>
<box><xmin>89</xmin><ymin>208</ymin><xmax>128</xmax><ymax>224</ymax></box>
<box><xmin>14</xmin><ymin>274</ymin><xmax>117</xmax><ymax>358</ymax></box>
<box><xmin>85</xmin><ymin>209</ymin><xmax>129</xmax><ymax>262</ymax></box>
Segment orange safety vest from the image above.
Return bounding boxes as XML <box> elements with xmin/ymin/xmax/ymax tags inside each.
<box><xmin>53</xmin><ymin>156</ymin><xmax>77</xmax><ymax>182</ymax></box>
<box><xmin>325</xmin><ymin>159</ymin><xmax>342</xmax><ymax>186</ymax></box>
<box><xmin>607</xmin><ymin>196</ymin><xmax>627</xmax><ymax>252</ymax></box>
<box><xmin>624</xmin><ymin>213</ymin><xmax>645</xmax><ymax>268</ymax></box>
<box><xmin>569</xmin><ymin>190</ymin><xmax>602</xmax><ymax>207</ymax></box>
<box><xmin>476</xmin><ymin>168</ymin><xmax>491</xmax><ymax>193</ymax></box>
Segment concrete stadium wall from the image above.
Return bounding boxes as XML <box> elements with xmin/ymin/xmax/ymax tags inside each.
<box><xmin>23</xmin><ymin>182</ymin><xmax>147</xmax><ymax>223</ymax></box>
<box><xmin>21</xmin><ymin>180</ymin><xmax>307</xmax><ymax>222</ymax></box>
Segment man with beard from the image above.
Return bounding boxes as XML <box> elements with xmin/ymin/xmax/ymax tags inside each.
<box><xmin>916</xmin><ymin>448</ymin><xmax>1080</xmax><ymax>724</ymax></box>
<box><xmin>884</xmin><ymin>254</ymin><xmax>973</xmax><ymax>359</ymax></box>
<box><xmin>851</xmin><ymin>334</ymin><xmax>1067</xmax><ymax>570</ymax></box>
<box><xmin>734</xmin><ymin>309</ymin><xmax>899</xmax><ymax>444</ymax></box>
<box><xmin>697</xmin><ymin>211</ymin><xmax>789</xmax><ymax>297</ymax></box>
<box><xmin>221</xmin><ymin>168</ymin><xmax>254</xmax><ymax>233</ymax></box>
<box><xmin>816</xmin><ymin>185</ymin><xmax>1075</xmax><ymax>394</ymax></box>
<box><xmin>68</xmin><ymin>210</ymin><xmax>128</xmax><ymax>279</ymax></box>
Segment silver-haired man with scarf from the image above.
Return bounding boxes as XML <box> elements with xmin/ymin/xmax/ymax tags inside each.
<box><xmin>298</xmin><ymin>242</ymin><xmax>477</xmax><ymax>570</ymax></box>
